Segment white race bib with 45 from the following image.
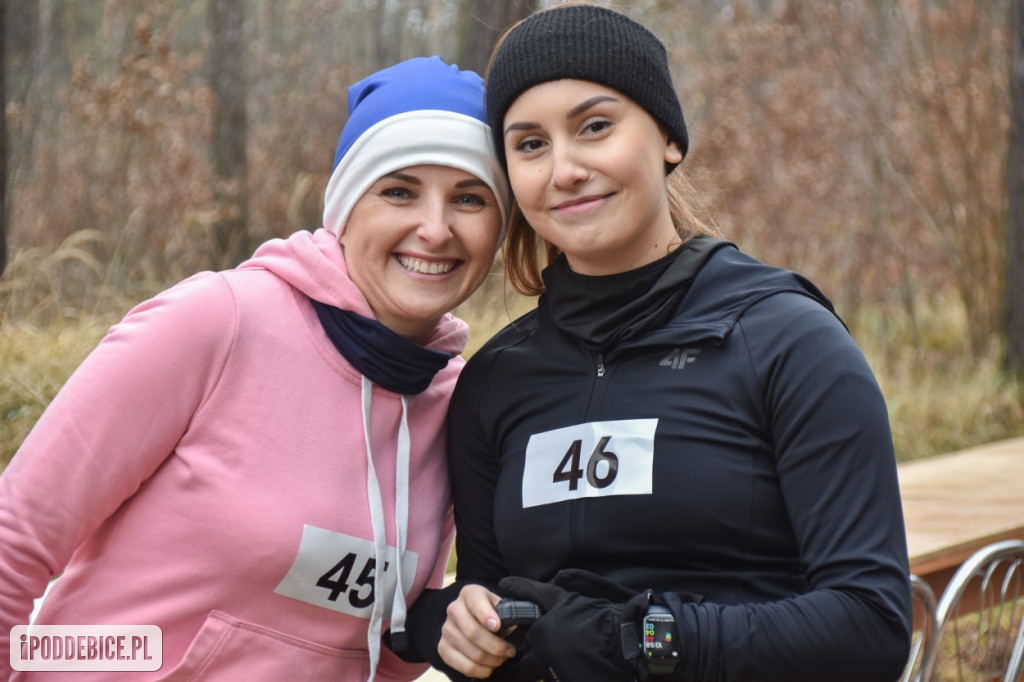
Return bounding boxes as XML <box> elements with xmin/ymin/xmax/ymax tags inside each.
<box><xmin>522</xmin><ymin>419</ymin><xmax>657</xmax><ymax>508</ymax></box>
<box><xmin>274</xmin><ymin>525</ymin><xmax>417</xmax><ymax>618</ymax></box>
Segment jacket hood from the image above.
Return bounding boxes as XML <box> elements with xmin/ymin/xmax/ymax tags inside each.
<box><xmin>237</xmin><ymin>228</ymin><xmax>470</xmax><ymax>356</ymax></box>
<box><xmin>531</xmin><ymin>240</ymin><xmax>841</xmax><ymax>353</ymax></box>
<box><xmin>648</xmin><ymin>243</ymin><xmax>841</xmax><ymax>347</ymax></box>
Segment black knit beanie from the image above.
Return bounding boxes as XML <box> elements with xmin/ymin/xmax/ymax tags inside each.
<box><xmin>486</xmin><ymin>3</ymin><xmax>688</xmax><ymax>172</ymax></box>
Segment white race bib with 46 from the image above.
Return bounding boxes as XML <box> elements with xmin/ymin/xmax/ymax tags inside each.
<box><xmin>522</xmin><ymin>418</ymin><xmax>657</xmax><ymax>508</ymax></box>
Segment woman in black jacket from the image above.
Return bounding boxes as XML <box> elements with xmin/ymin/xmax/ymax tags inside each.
<box><xmin>395</xmin><ymin>4</ymin><xmax>912</xmax><ymax>681</ymax></box>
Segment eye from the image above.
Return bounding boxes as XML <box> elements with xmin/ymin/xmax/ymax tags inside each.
<box><xmin>381</xmin><ymin>186</ymin><xmax>414</xmax><ymax>201</ymax></box>
<box><xmin>582</xmin><ymin>118</ymin><xmax>612</xmax><ymax>137</ymax></box>
<box><xmin>454</xmin><ymin>192</ymin><xmax>488</xmax><ymax>208</ymax></box>
<box><xmin>511</xmin><ymin>137</ymin><xmax>547</xmax><ymax>155</ymax></box>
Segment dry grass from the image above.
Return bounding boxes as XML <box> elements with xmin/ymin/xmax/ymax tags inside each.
<box><xmin>3</xmin><ymin>248</ymin><xmax>1023</xmax><ymax>469</ymax></box>
<box><xmin>1</xmin><ymin>317</ymin><xmax>117</xmax><ymax>466</ymax></box>
<box><xmin>0</xmin><ymin>254</ymin><xmax>536</xmax><ymax>469</ymax></box>
<box><xmin>0</xmin><ymin>234</ymin><xmax>154</xmax><ymax>467</ymax></box>
<box><xmin>850</xmin><ymin>295</ymin><xmax>1024</xmax><ymax>462</ymax></box>
<box><xmin>929</xmin><ymin>598</ymin><xmax>1024</xmax><ymax>682</ymax></box>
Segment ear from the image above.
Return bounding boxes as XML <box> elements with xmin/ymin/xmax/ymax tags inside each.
<box><xmin>664</xmin><ymin>138</ymin><xmax>683</xmax><ymax>166</ymax></box>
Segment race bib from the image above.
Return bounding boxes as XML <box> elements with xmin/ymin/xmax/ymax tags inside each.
<box><xmin>274</xmin><ymin>525</ymin><xmax>418</xmax><ymax>618</ymax></box>
<box><xmin>522</xmin><ymin>419</ymin><xmax>657</xmax><ymax>508</ymax></box>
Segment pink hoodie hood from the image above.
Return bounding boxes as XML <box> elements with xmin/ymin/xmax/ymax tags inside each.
<box><xmin>238</xmin><ymin>228</ymin><xmax>470</xmax><ymax>357</ymax></box>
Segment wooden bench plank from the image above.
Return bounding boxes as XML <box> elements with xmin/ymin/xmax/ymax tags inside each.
<box><xmin>899</xmin><ymin>436</ymin><xmax>1024</xmax><ymax>592</ymax></box>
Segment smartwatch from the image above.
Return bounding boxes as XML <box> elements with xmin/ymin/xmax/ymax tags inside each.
<box><xmin>643</xmin><ymin>604</ymin><xmax>680</xmax><ymax>677</ymax></box>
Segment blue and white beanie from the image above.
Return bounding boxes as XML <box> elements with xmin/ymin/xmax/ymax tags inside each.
<box><xmin>323</xmin><ymin>56</ymin><xmax>511</xmax><ymax>240</ymax></box>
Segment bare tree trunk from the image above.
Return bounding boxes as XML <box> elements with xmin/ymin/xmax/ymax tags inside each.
<box><xmin>457</xmin><ymin>0</ymin><xmax>534</xmax><ymax>75</ymax></box>
<box><xmin>31</xmin><ymin>0</ymin><xmax>54</xmax><ymax>189</ymax></box>
<box><xmin>256</xmin><ymin>0</ymin><xmax>272</xmax><ymax>53</ymax></box>
<box><xmin>368</xmin><ymin>1</ymin><xmax>401</xmax><ymax>72</ymax></box>
<box><xmin>426</xmin><ymin>0</ymin><xmax>445</xmax><ymax>58</ymax></box>
<box><xmin>208</xmin><ymin>0</ymin><xmax>249</xmax><ymax>269</ymax></box>
<box><xmin>1008</xmin><ymin>0</ymin><xmax>1024</xmax><ymax>382</ymax></box>
<box><xmin>99</xmin><ymin>0</ymin><xmax>127</xmax><ymax>71</ymax></box>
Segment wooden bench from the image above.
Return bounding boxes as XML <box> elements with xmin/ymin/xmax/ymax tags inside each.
<box><xmin>900</xmin><ymin>436</ymin><xmax>1024</xmax><ymax>600</ymax></box>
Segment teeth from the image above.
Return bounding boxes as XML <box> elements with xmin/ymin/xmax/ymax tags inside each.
<box><xmin>397</xmin><ymin>255</ymin><xmax>456</xmax><ymax>275</ymax></box>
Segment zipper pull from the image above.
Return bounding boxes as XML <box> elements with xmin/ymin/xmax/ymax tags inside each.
<box><xmin>596</xmin><ymin>353</ymin><xmax>606</xmax><ymax>377</ymax></box>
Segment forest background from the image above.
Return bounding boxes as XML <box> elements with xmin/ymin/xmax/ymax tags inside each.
<box><xmin>1</xmin><ymin>0</ymin><xmax>1023</xmax><ymax>469</ymax></box>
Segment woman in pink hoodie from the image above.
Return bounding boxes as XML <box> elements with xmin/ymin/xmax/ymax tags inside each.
<box><xmin>0</xmin><ymin>56</ymin><xmax>510</xmax><ymax>681</ymax></box>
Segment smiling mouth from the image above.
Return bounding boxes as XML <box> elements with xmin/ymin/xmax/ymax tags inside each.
<box><xmin>397</xmin><ymin>255</ymin><xmax>457</xmax><ymax>275</ymax></box>
<box><xmin>554</xmin><ymin>194</ymin><xmax>612</xmax><ymax>214</ymax></box>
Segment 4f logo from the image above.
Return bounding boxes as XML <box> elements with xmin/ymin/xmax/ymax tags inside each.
<box><xmin>660</xmin><ymin>348</ymin><xmax>700</xmax><ymax>369</ymax></box>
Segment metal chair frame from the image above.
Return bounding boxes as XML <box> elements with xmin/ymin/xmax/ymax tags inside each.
<box><xmin>904</xmin><ymin>574</ymin><xmax>940</xmax><ymax>682</ymax></box>
<box><xmin>924</xmin><ymin>539</ymin><xmax>1024</xmax><ymax>682</ymax></box>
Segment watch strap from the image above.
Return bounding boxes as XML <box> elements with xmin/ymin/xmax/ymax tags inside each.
<box><xmin>620</xmin><ymin>620</ymin><xmax>642</xmax><ymax>661</ymax></box>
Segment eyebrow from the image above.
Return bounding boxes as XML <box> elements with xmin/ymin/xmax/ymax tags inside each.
<box><xmin>504</xmin><ymin>94</ymin><xmax>621</xmax><ymax>137</ymax></box>
<box><xmin>381</xmin><ymin>171</ymin><xmax>487</xmax><ymax>189</ymax></box>
<box><xmin>568</xmin><ymin>95</ymin><xmax>619</xmax><ymax>119</ymax></box>
<box><xmin>382</xmin><ymin>171</ymin><xmax>420</xmax><ymax>185</ymax></box>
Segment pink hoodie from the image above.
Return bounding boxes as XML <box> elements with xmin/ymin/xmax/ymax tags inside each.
<box><xmin>0</xmin><ymin>229</ymin><xmax>465</xmax><ymax>680</ymax></box>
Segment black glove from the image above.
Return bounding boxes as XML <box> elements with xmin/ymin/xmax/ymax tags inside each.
<box><xmin>492</xmin><ymin>575</ymin><xmax>652</xmax><ymax>682</ymax></box>
<box><xmin>384</xmin><ymin>583</ymin><xmax>461</xmax><ymax>664</ymax></box>
<box><xmin>383</xmin><ymin>581</ymin><xmax>486</xmax><ymax>682</ymax></box>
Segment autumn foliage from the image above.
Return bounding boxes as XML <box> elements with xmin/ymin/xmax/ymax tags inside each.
<box><xmin>677</xmin><ymin>1</ymin><xmax>1009</xmax><ymax>357</ymax></box>
<box><xmin>1</xmin><ymin>1</ymin><xmax>1021</xmax><ymax>464</ymax></box>
<box><xmin>1</xmin><ymin>1</ymin><xmax>1009</xmax><ymax>331</ymax></box>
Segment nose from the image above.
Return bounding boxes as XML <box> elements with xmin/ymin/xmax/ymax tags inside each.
<box><xmin>550</xmin><ymin>142</ymin><xmax>588</xmax><ymax>189</ymax></box>
<box><xmin>415</xmin><ymin>195</ymin><xmax>454</xmax><ymax>246</ymax></box>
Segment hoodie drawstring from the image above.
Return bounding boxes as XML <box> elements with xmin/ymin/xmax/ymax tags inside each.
<box><xmin>360</xmin><ymin>376</ymin><xmax>410</xmax><ymax>682</ymax></box>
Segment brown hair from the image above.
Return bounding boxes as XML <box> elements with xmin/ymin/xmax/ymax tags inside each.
<box><xmin>488</xmin><ymin>3</ymin><xmax>723</xmax><ymax>297</ymax></box>
<box><xmin>501</xmin><ymin>169</ymin><xmax>723</xmax><ymax>298</ymax></box>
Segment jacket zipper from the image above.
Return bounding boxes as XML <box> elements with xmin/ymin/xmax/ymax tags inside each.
<box><xmin>572</xmin><ymin>350</ymin><xmax>607</xmax><ymax>554</ymax></box>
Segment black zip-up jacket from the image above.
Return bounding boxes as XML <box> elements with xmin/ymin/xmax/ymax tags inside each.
<box><xmin>446</xmin><ymin>240</ymin><xmax>912</xmax><ymax>681</ymax></box>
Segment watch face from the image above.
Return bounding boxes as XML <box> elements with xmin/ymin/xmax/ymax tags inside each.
<box><xmin>644</xmin><ymin>613</ymin><xmax>678</xmax><ymax>662</ymax></box>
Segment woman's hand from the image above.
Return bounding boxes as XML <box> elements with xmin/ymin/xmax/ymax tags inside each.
<box><xmin>437</xmin><ymin>584</ymin><xmax>517</xmax><ymax>678</ymax></box>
